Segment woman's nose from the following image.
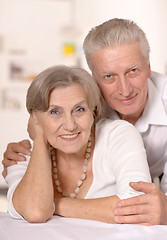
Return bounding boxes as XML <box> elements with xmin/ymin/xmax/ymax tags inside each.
<box><xmin>63</xmin><ymin>115</ymin><xmax>76</xmax><ymax>131</ymax></box>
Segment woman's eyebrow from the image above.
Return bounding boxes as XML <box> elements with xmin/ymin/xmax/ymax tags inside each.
<box><xmin>48</xmin><ymin>105</ymin><xmax>62</xmax><ymax>110</ymax></box>
<box><xmin>73</xmin><ymin>100</ymin><xmax>87</xmax><ymax>107</ymax></box>
<box><xmin>48</xmin><ymin>100</ymin><xmax>87</xmax><ymax>110</ymax></box>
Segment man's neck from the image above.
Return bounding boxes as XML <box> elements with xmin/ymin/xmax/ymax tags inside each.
<box><xmin>119</xmin><ymin>115</ymin><xmax>138</xmax><ymax>125</ymax></box>
<box><xmin>118</xmin><ymin>111</ymin><xmax>143</xmax><ymax>125</ymax></box>
<box><xmin>117</xmin><ymin>97</ymin><xmax>147</xmax><ymax>125</ymax></box>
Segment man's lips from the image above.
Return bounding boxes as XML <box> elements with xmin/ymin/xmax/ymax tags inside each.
<box><xmin>117</xmin><ymin>94</ymin><xmax>137</xmax><ymax>104</ymax></box>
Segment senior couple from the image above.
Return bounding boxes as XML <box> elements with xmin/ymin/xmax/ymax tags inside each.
<box><xmin>2</xmin><ymin>18</ymin><xmax>167</xmax><ymax>225</ymax></box>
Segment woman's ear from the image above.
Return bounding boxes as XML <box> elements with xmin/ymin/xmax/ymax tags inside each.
<box><xmin>31</xmin><ymin>111</ymin><xmax>39</xmax><ymax>125</ymax></box>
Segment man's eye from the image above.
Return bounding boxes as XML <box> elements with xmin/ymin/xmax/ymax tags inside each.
<box><xmin>105</xmin><ymin>74</ymin><xmax>112</xmax><ymax>79</ymax></box>
<box><xmin>102</xmin><ymin>74</ymin><xmax>115</xmax><ymax>84</ymax></box>
<box><xmin>127</xmin><ymin>68</ymin><xmax>140</xmax><ymax>78</ymax></box>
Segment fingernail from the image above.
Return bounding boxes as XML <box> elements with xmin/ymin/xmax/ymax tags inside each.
<box><xmin>19</xmin><ymin>156</ymin><xmax>25</xmax><ymax>161</ymax></box>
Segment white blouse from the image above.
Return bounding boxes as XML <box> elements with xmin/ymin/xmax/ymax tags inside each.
<box><xmin>5</xmin><ymin>119</ymin><xmax>151</xmax><ymax>219</ymax></box>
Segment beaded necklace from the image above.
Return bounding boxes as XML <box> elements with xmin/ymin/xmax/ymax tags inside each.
<box><xmin>50</xmin><ymin>135</ymin><xmax>91</xmax><ymax>198</ymax></box>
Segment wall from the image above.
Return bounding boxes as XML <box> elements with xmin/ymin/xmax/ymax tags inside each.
<box><xmin>0</xmin><ymin>0</ymin><xmax>167</xmax><ymax>187</ymax></box>
<box><xmin>0</xmin><ymin>0</ymin><xmax>74</xmax><ymax>187</ymax></box>
<box><xmin>75</xmin><ymin>0</ymin><xmax>167</xmax><ymax>74</ymax></box>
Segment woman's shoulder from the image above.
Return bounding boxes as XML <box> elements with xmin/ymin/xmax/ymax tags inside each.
<box><xmin>96</xmin><ymin>118</ymin><xmax>141</xmax><ymax>140</ymax></box>
<box><xmin>96</xmin><ymin>118</ymin><xmax>134</xmax><ymax>130</ymax></box>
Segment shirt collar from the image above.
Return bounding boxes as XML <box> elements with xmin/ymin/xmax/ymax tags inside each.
<box><xmin>135</xmin><ymin>78</ymin><xmax>167</xmax><ymax>132</ymax></box>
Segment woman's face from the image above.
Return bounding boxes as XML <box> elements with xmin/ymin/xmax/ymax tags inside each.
<box><xmin>35</xmin><ymin>83</ymin><xmax>94</xmax><ymax>154</ymax></box>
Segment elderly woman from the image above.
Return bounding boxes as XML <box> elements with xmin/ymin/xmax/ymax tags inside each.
<box><xmin>5</xmin><ymin>65</ymin><xmax>151</xmax><ymax>223</ymax></box>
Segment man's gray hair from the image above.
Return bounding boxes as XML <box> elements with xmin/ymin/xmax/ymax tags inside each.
<box><xmin>83</xmin><ymin>18</ymin><xmax>150</xmax><ymax>70</ymax></box>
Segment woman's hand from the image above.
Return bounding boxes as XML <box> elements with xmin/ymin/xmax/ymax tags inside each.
<box><xmin>28</xmin><ymin>114</ymin><xmax>49</xmax><ymax>147</ymax></box>
<box><xmin>27</xmin><ymin>115</ymin><xmax>42</xmax><ymax>141</ymax></box>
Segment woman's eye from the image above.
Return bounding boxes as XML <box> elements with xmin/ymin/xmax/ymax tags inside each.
<box><xmin>76</xmin><ymin>107</ymin><xmax>85</xmax><ymax>113</ymax></box>
<box><xmin>50</xmin><ymin>109</ymin><xmax>59</xmax><ymax>115</ymax></box>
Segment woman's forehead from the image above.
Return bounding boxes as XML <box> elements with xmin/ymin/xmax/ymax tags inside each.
<box><xmin>49</xmin><ymin>84</ymin><xmax>88</xmax><ymax>106</ymax></box>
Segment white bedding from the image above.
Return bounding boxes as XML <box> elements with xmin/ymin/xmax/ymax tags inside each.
<box><xmin>0</xmin><ymin>212</ymin><xmax>167</xmax><ymax>240</ymax></box>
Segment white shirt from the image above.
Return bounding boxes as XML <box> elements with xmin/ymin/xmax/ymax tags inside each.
<box><xmin>5</xmin><ymin>119</ymin><xmax>151</xmax><ymax>219</ymax></box>
<box><xmin>104</xmin><ymin>71</ymin><xmax>167</xmax><ymax>193</ymax></box>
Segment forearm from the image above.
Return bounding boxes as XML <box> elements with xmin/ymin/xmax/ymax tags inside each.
<box><xmin>12</xmin><ymin>140</ymin><xmax>54</xmax><ymax>222</ymax></box>
<box><xmin>55</xmin><ymin>195</ymin><xmax>120</xmax><ymax>223</ymax></box>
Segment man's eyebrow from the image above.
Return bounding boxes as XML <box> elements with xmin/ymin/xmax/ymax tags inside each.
<box><xmin>102</xmin><ymin>71</ymin><xmax>114</xmax><ymax>74</ymax></box>
<box><xmin>128</xmin><ymin>64</ymin><xmax>137</xmax><ymax>69</ymax></box>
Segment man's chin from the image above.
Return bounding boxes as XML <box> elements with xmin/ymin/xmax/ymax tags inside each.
<box><xmin>116</xmin><ymin>108</ymin><xmax>139</xmax><ymax>122</ymax></box>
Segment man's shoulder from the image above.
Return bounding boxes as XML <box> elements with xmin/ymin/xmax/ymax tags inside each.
<box><xmin>150</xmin><ymin>71</ymin><xmax>167</xmax><ymax>92</ymax></box>
<box><xmin>150</xmin><ymin>71</ymin><xmax>167</xmax><ymax>113</ymax></box>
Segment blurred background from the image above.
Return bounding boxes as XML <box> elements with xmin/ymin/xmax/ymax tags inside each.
<box><xmin>0</xmin><ymin>0</ymin><xmax>167</xmax><ymax>212</ymax></box>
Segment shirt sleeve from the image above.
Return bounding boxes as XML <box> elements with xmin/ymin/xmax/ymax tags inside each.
<box><xmin>5</xmin><ymin>156</ymin><xmax>30</xmax><ymax>219</ymax></box>
<box><xmin>108</xmin><ymin>121</ymin><xmax>152</xmax><ymax>199</ymax></box>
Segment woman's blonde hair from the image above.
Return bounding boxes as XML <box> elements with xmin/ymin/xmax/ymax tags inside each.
<box><xmin>26</xmin><ymin>65</ymin><xmax>103</xmax><ymax>122</ymax></box>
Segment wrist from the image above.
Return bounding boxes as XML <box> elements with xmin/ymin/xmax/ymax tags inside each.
<box><xmin>54</xmin><ymin>198</ymin><xmax>70</xmax><ymax>216</ymax></box>
<box><xmin>33</xmin><ymin>136</ymin><xmax>49</xmax><ymax>148</ymax></box>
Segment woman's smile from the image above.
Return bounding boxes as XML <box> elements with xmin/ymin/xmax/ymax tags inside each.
<box><xmin>59</xmin><ymin>132</ymin><xmax>81</xmax><ymax>141</ymax></box>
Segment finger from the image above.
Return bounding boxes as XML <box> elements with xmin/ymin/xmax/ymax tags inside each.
<box><xmin>4</xmin><ymin>142</ymin><xmax>31</xmax><ymax>158</ymax></box>
<box><xmin>19</xmin><ymin>139</ymin><xmax>31</xmax><ymax>149</ymax></box>
<box><xmin>2</xmin><ymin>167</ymin><xmax>7</xmax><ymax>178</ymax></box>
<box><xmin>114</xmin><ymin>203</ymin><xmax>148</xmax><ymax>216</ymax></box>
<box><xmin>116</xmin><ymin>194</ymin><xmax>150</xmax><ymax>208</ymax></box>
<box><xmin>130</xmin><ymin>181</ymin><xmax>158</xmax><ymax>194</ymax></box>
<box><xmin>139</xmin><ymin>223</ymin><xmax>152</xmax><ymax>226</ymax></box>
<box><xmin>2</xmin><ymin>158</ymin><xmax>17</xmax><ymax>167</ymax></box>
<box><xmin>3</xmin><ymin>151</ymin><xmax>27</xmax><ymax>162</ymax></box>
<box><xmin>114</xmin><ymin>213</ymin><xmax>149</xmax><ymax>224</ymax></box>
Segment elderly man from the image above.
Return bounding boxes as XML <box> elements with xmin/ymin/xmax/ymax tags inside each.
<box><xmin>2</xmin><ymin>18</ymin><xmax>167</xmax><ymax>225</ymax></box>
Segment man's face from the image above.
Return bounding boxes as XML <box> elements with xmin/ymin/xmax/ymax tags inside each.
<box><xmin>91</xmin><ymin>42</ymin><xmax>151</xmax><ymax>123</ymax></box>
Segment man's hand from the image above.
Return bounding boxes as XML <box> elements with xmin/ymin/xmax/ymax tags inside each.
<box><xmin>113</xmin><ymin>181</ymin><xmax>167</xmax><ymax>225</ymax></box>
<box><xmin>2</xmin><ymin>140</ymin><xmax>31</xmax><ymax>178</ymax></box>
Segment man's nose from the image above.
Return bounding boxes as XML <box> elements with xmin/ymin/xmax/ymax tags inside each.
<box><xmin>117</xmin><ymin>76</ymin><xmax>133</xmax><ymax>97</ymax></box>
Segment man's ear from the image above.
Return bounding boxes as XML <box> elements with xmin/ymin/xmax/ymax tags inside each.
<box><xmin>148</xmin><ymin>63</ymin><xmax>151</xmax><ymax>78</ymax></box>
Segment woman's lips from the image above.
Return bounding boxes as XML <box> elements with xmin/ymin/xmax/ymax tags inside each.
<box><xmin>59</xmin><ymin>132</ymin><xmax>80</xmax><ymax>141</ymax></box>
